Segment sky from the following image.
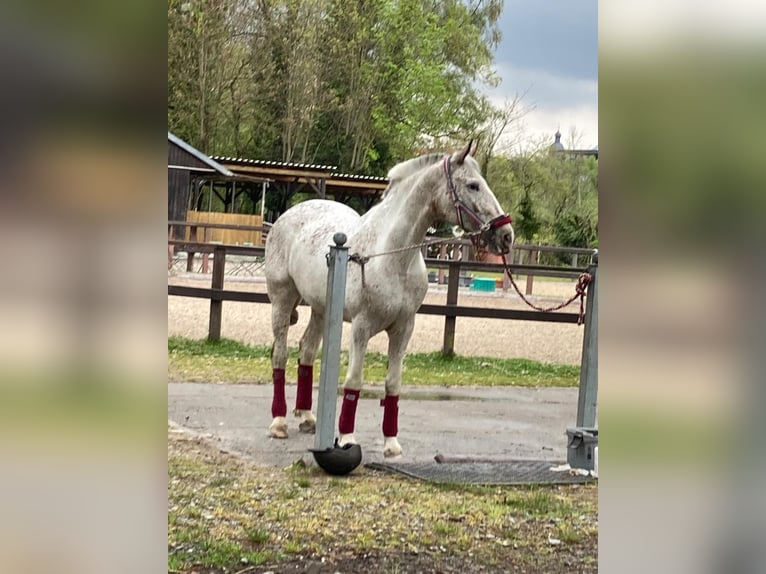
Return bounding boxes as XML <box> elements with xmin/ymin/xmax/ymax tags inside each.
<box><xmin>486</xmin><ymin>1</ymin><xmax>598</xmax><ymax>152</ymax></box>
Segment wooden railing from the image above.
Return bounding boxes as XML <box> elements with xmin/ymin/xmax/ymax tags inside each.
<box><xmin>168</xmin><ymin>220</ymin><xmax>271</xmax><ymax>273</ymax></box>
<box><xmin>168</xmin><ymin>237</ymin><xmax>595</xmax><ymax>355</ymax></box>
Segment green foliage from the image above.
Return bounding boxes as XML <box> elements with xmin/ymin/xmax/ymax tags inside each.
<box><xmin>515</xmin><ymin>191</ymin><xmax>541</xmax><ymax>243</ymax></box>
<box><xmin>487</xmin><ymin>150</ymin><xmax>598</xmax><ymax>247</ymax></box>
<box><xmin>168</xmin><ymin>0</ymin><xmax>502</xmax><ymax>172</ymax></box>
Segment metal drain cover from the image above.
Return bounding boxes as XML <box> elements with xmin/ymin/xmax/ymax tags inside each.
<box><xmin>366</xmin><ymin>460</ymin><xmax>597</xmax><ymax>485</ymax></box>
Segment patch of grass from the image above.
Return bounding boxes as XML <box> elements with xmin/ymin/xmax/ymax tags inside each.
<box><xmin>295</xmin><ymin>476</ymin><xmax>311</xmax><ymax>489</ymax></box>
<box><xmin>501</xmin><ymin>489</ymin><xmax>573</xmax><ymax>516</ymax></box>
<box><xmin>168</xmin><ymin>432</ymin><xmax>597</xmax><ymax>573</ymax></box>
<box><xmin>283</xmin><ymin>540</ymin><xmax>302</xmax><ymax>554</ymax></box>
<box><xmin>328</xmin><ymin>478</ymin><xmax>346</xmax><ymax>489</ymax></box>
<box><xmin>168</xmin><ymin>336</ymin><xmax>271</xmax><ymax>358</ymax></box>
<box><xmin>168</xmin><ymin>525</ymin><xmax>274</xmax><ymax>571</ymax></box>
<box><xmin>279</xmin><ymin>486</ymin><xmax>298</xmax><ymax>500</ymax></box>
<box><xmin>245</xmin><ymin>526</ymin><xmax>270</xmax><ymax>545</ymax></box>
<box><xmin>272</xmin><ymin>509</ymin><xmax>288</xmax><ymax>522</ymax></box>
<box><xmin>168</xmin><ymin>337</ymin><xmax>578</xmax><ymax>387</ymax></box>
<box><xmin>208</xmin><ymin>474</ymin><xmax>233</xmax><ymax>488</ymax></box>
<box><xmin>557</xmin><ymin>523</ymin><xmax>582</xmax><ymax>544</ymax></box>
<box><xmin>433</xmin><ymin>521</ymin><xmax>459</xmax><ymax>536</ymax></box>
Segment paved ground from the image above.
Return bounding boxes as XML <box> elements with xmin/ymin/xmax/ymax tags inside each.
<box><xmin>168</xmin><ymin>382</ymin><xmax>579</xmax><ymax>468</ymax></box>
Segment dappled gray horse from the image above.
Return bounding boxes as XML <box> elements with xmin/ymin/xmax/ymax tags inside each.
<box><xmin>264</xmin><ymin>142</ymin><xmax>514</xmax><ymax>457</ymax></box>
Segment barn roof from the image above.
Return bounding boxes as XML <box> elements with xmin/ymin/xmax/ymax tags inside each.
<box><xmin>168</xmin><ymin>132</ymin><xmax>233</xmax><ymax>176</ymax></box>
<box><xmin>211</xmin><ymin>156</ymin><xmax>390</xmax><ymax>199</ymax></box>
<box><xmin>211</xmin><ymin>156</ymin><xmax>337</xmax><ymax>172</ymax></box>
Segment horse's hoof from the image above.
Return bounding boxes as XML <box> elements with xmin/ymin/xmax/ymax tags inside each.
<box><xmin>338</xmin><ymin>433</ymin><xmax>357</xmax><ymax>447</ymax></box>
<box><xmin>294</xmin><ymin>410</ymin><xmax>316</xmax><ymax>434</ymax></box>
<box><xmin>383</xmin><ymin>437</ymin><xmax>402</xmax><ymax>458</ymax></box>
<box><xmin>298</xmin><ymin>420</ymin><xmax>316</xmax><ymax>434</ymax></box>
<box><xmin>269</xmin><ymin>419</ymin><xmax>288</xmax><ymax>439</ymax></box>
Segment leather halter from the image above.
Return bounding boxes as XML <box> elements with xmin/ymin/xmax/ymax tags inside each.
<box><xmin>442</xmin><ymin>155</ymin><xmax>512</xmax><ymax>241</ymax></box>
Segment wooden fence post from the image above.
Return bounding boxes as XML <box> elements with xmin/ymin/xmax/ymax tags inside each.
<box><xmin>442</xmin><ymin>260</ymin><xmax>461</xmax><ymax>357</ymax></box>
<box><xmin>525</xmin><ymin>249</ymin><xmax>538</xmax><ymax>295</ymax></box>
<box><xmin>187</xmin><ymin>224</ymin><xmax>198</xmax><ymax>272</ymax></box>
<box><xmin>168</xmin><ymin>226</ymin><xmax>174</xmax><ymax>270</ymax></box>
<box><xmin>201</xmin><ymin>227</ymin><xmax>212</xmax><ymax>274</ymax></box>
<box><xmin>438</xmin><ymin>244</ymin><xmax>447</xmax><ymax>285</ymax></box>
<box><xmin>208</xmin><ymin>246</ymin><xmax>226</xmax><ymax>341</ymax></box>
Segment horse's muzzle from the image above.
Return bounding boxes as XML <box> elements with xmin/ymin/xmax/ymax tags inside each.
<box><xmin>484</xmin><ymin>220</ymin><xmax>514</xmax><ymax>255</ymax></box>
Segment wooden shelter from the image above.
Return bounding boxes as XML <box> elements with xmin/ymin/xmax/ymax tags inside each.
<box><xmin>168</xmin><ymin>133</ymin><xmax>272</xmax><ymax>243</ymax></box>
<box><xmin>212</xmin><ymin>156</ymin><xmax>390</xmax><ymax>221</ymax></box>
<box><xmin>168</xmin><ymin>131</ymin><xmax>234</xmax><ymax>227</ymax></box>
<box><xmin>168</xmin><ymin>132</ymin><xmax>391</xmax><ymax>241</ymax></box>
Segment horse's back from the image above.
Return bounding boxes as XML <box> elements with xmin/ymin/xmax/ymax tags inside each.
<box><xmin>265</xmin><ymin>200</ymin><xmax>360</xmax><ymax>305</ymax></box>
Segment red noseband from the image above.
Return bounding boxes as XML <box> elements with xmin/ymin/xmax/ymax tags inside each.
<box><xmin>488</xmin><ymin>214</ymin><xmax>513</xmax><ymax>229</ymax></box>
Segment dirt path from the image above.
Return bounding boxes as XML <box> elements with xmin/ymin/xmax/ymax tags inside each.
<box><xmin>168</xmin><ymin>274</ymin><xmax>584</xmax><ymax>365</ymax></box>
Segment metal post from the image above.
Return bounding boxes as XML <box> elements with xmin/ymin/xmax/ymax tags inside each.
<box><xmin>260</xmin><ymin>182</ymin><xmax>267</xmax><ymax>218</ymax></box>
<box><xmin>314</xmin><ymin>233</ymin><xmax>349</xmax><ymax>452</ymax></box>
<box><xmin>576</xmin><ymin>250</ymin><xmax>598</xmax><ymax>427</ymax></box>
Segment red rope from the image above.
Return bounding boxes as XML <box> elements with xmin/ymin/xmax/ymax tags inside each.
<box><xmin>501</xmin><ymin>253</ymin><xmax>592</xmax><ymax>325</ymax></box>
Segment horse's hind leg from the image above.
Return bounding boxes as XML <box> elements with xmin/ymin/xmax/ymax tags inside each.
<box><xmin>294</xmin><ymin>309</ymin><xmax>323</xmax><ymax>433</ymax></box>
<box><xmin>268</xmin><ymin>288</ymin><xmax>300</xmax><ymax>439</ymax></box>
<box><xmin>381</xmin><ymin>316</ymin><xmax>416</xmax><ymax>457</ymax></box>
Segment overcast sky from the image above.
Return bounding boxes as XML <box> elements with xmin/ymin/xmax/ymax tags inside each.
<box><xmin>486</xmin><ymin>1</ymin><xmax>598</xmax><ymax>152</ymax></box>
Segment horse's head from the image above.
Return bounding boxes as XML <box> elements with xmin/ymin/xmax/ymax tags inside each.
<box><xmin>440</xmin><ymin>141</ymin><xmax>515</xmax><ymax>255</ymax></box>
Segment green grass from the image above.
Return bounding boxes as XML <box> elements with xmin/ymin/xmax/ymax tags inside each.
<box><xmin>295</xmin><ymin>476</ymin><xmax>311</xmax><ymax>489</ymax></box>
<box><xmin>168</xmin><ymin>430</ymin><xmax>598</xmax><ymax>572</ymax></box>
<box><xmin>245</xmin><ymin>527</ymin><xmax>271</xmax><ymax>545</ymax></box>
<box><xmin>168</xmin><ymin>336</ymin><xmax>578</xmax><ymax>387</ymax></box>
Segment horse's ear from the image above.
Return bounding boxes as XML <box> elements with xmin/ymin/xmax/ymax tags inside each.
<box><xmin>455</xmin><ymin>140</ymin><xmax>472</xmax><ymax>165</ymax></box>
<box><xmin>470</xmin><ymin>138</ymin><xmax>480</xmax><ymax>156</ymax></box>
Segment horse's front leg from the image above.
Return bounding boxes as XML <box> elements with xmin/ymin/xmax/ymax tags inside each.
<box><xmin>337</xmin><ymin>319</ymin><xmax>370</xmax><ymax>447</ymax></box>
<box><xmin>382</xmin><ymin>316</ymin><xmax>416</xmax><ymax>458</ymax></box>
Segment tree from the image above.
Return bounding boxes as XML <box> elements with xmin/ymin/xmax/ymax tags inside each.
<box><xmin>477</xmin><ymin>92</ymin><xmax>534</xmax><ymax>174</ymax></box>
<box><xmin>168</xmin><ymin>0</ymin><xmax>235</xmax><ymax>153</ymax></box>
<box><xmin>168</xmin><ymin>0</ymin><xmax>505</xmax><ymax>173</ymax></box>
<box><xmin>485</xmin><ymin>135</ymin><xmax>598</xmax><ymax>248</ymax></box>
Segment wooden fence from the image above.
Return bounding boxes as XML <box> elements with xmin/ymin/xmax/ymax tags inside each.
<box><xmin>184</xmin><ymin>211</ymin><xmax>265</xmax><ymax>245</ymax></box>
<box><xmin>168</xmin><ymin>237</ymin><xmax>595</xmax><ymax>356</ymax></box>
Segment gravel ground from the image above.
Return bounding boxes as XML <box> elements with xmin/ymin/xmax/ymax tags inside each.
<box><xmin>168</xmin><ymin>273</ymin><xmax>585</xmax><ymax>365</ymax></box>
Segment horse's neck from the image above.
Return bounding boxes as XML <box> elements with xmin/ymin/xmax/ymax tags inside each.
<box><xmin>360</xmin><ymin>175</ymin><xmax>437</xmax><ymax>253</ymax></box>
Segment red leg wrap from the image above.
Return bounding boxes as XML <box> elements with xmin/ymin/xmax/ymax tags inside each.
<box><xmin>295</xmin><ymin>364</ymin><xmax>313</xmax><ymax>411</ymax></box>
<box><xmin>271</xmin><ymin>369</ymin><xmax>286</xmax><ymax>418</ymax></box>
<box><xmin>381</xmin><ymin>395</ymin><xmax>399</xmax><ymax>437</ymax></box>
<box><xmin>338</xmin><ymin>388</ymin><xmax>361</xmax><ymax>434</ymax></box>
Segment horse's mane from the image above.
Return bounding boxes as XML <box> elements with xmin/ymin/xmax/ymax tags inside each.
<box><xmin>386</xmin><ymin>153</ymin><xmax>443</xmax><ymax>182</ymax></box>
<box><xmin>382</xmin><ymin>153</ymin><xmax>444</xmax><ymax>199</ymax></box>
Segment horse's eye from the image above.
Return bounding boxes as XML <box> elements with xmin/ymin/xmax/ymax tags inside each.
<box><xmin>467</xmin><ymin>182</ymin><xmax>480</xmax><ymax>192</ymax></box>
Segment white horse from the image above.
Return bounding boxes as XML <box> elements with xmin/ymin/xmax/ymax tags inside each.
<box><xmin>264</xmin><ymin>142</ymin><xmax>514</xmax><ymax>457</ymax></box>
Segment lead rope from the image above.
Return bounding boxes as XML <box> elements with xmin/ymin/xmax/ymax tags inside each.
<box><xmin>501</xmin><ymin>253</ymin><xmax>592</xmax><ymax>325</ymax></box>
<box><xmin>349</xmin><ymin>233</ymin><xmax>485</xmax><ymax>287</ymax></box>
